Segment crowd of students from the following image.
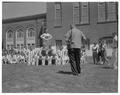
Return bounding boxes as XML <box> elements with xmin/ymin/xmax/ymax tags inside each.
<box><xmin>2</xmin><ymin>45</ymin><xmax>88</xmax><ymax>66</ymax></box>
<box><xmin>2</xmin><ymin>46</ymin><xmax>70</xmax><ymax>66</ymax></box>
<box><xmin>2</xmin><ymin>37</ymin><xmax>117</xmax><ymax>70</ymax></box>
<box><xmin>92</xmin><ymin>34</ymin><xmax>118</xmax><ymax>70</ymax></box>
<box><xmin>92</xmin><ymin>41</ymin><xmax>109</xmax><ymax>65</ymax></box>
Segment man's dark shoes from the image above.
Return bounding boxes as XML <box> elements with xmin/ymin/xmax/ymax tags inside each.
<box><xmin>72</xmin><ymin>73</ymin><xmax>79</xmax><ymax>76</ymax></box>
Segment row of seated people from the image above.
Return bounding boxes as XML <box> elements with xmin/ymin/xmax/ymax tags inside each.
<box><xmin>2</xmin><ymin>46</ymin><xmax>70</xmax><ymax>65</ymax></box>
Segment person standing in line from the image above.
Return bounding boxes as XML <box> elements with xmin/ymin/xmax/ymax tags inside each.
<box><xmin>92</xmin><ymin>42</ymin><xmax>98</xmax><ymax>64</ymax></box>
<box><xmin>97</xmin><ymin>42</ymin><xmax>103</xmax><ymax>64</ymax></box>
<box><xmin>65</xmin><ymin>24</ymin><xmax>86</xmax><ymax>76</ymax></box>
<box><xmin>112</xmin><ymin>33</ymin><xmax>118</xmax><ymax>69</ymax></box>
<box><xmin>102</xmin><ymin>41</ymin><xmax>109</xmax><ymax>64</ymax></box>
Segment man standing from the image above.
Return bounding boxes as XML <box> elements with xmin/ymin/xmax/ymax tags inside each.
<box><xmin>65</xmin><ymin>24</ymin><xmax>86</xmax><ymax>75</ymax></box>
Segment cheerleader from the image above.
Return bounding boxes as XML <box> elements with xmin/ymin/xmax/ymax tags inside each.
<box><xmin>52</xmin><ymin>55</ymin><xmax>56</xmax><ymax>65</ymax></box>
<box><xmin>48</xmin><ymin>56</ymin><xmax>52</xmax><ymax>65</ymax></box>
<box><xmin>16</xmin><ymin>53</ymin><xmax>20</xmax><ymax>64</ymax></box>
<box><xmin>81</xmin><ymin>48</ymin><xmax>87</xmax><ymax>64</ymax></box>
<box><xmin>2</xmin><ymin>55</ymin><xmax>8</xmax><ymax>64</ymax></box>
<box><xmin>39</xmin><ymin>56</ymin><xmax>42</xmax><ymax>65</ymax></box>
<box><xmin>35</xmin><ymin>53</ymin><xmax>39</xmax><ymax>66</ymax></box>
<box><xmin>10</xmin><ymin>53</ymin><xmax>17</xmax><ymax>64</ymax></box>
<box><xmin>61</xmin><ymin>47</ymin><xmax>65</xmax><ymax>65</ymax></box>
<box><xmin>55</xmin><ymin>54</ymin><xmax>61</xmax><ymax>65</ymax></box>
<box><xmin>31</xmin><ymin>51</ymin><xmax>35</xmax><ymax>65</ymax></box>
<box><xmin>28</xmin><ymin>49</ymin><xmax>32</xmax><ymax>66</ymax></box>
<box><xmin>64</xmin><ymin>48</ymin><xmax>69</xmax><ymax>65</ymax></box>
<box><xmin>47</xmin><ymin>46</ymin><xmax>53</xmax><ymax>65</ymax></box>
<box><xmin>44</xmin><ymin>55</ymin><xmax>48</xmax><ymax>65</ymax></box>
<box><xmin>6</xmin><ymin>53</ymin><xmax>11</xmax><ymax>64</ymax></box>
<box><xmin>42</xmin><ymin>56</ymin><xmax>46</xmax><ymax>66</ymax></box>
<box><xmin>56</xmin><ymin>49</ymin><xmax>62</xmax><ymax>65</ymax></box>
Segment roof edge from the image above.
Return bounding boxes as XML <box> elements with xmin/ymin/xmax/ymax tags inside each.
<box><xmin>2</xmin><ymin>13</ymin><xmax>46</xmax><ymax>24</ymax></box>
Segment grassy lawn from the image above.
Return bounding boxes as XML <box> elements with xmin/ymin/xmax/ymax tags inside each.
<box><xmin>2</xmin><ymin>61</ymin><xmax>118</xmax><ymax>93</ymax></box>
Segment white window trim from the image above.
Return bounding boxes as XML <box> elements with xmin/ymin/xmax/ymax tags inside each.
<box><xmin>6</xmin><ymin>30</ymin><xmax>14</xmax><ymax>49</ymax></box>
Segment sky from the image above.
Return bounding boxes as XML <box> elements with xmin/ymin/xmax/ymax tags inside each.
<box><xmin>2</xmin><ymin>2</ymin><xmax>47</xmax><ymax>19</ymax></box>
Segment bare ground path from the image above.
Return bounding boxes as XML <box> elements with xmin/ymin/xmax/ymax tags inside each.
<box><xmin>2</xmin><ymin>63</ymin><xmax>118</xmax><ymax>93</ymax></box>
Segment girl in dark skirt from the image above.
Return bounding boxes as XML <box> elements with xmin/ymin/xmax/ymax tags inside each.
<box><xmin>39</xmin><ymin>56</ymin><xmax>42</xmax><ymax>65</ymax></box>
<box><xmin>45</xmin><ymin>56</ymin><xmax>48</xmax><ymax>65</ymax></box>
<box><xmin>52</xmin><ymin>55</ymin><xmax>56</xmax><ymax>65</ymax></box>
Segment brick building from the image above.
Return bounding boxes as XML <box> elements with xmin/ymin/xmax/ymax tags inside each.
<box><xmin>47</xmin><ymin>2</ymin><xmax>118</xmax><ymax>48</ymax></box>
<box><xmin>2</xmin><ymin>13</ymin><xmax>46</xmax><ymax>50</ymax></box>
<box><xmin>2</xmin><ymin>2</ymin><xmax>118</xmax><ymax>50</ymax></box>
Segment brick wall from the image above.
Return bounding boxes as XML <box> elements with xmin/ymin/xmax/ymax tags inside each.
<box><xmin>2</xmin><ymin>18</ymin><xmax>44</xmax><ymax>49</ymax></box>
<box><xmin>47</xmin><ymin>2</ymin><xmax>118</xmax><ymax>45</ymax></box>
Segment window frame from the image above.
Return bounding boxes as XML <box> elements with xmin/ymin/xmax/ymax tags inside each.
<box><xmin>73</xmin><ymin>2</ymin><xmax>90</xmax><ymax>26</ymax></box>
<box><xmin>6</xmin><ymin>30</ymin><xmax>14</xmax><ymax>40</ymax></box>
<box><xmin>97</xmin><ymin>2</ymin><xmax>118</xmax><ymax>24</ymax></box>
<box><xmin>26</xmin><ymin>27</ymin><xmax>35</xmax><ymax>38</ymax></box>
<box><xmin>54</xmin><ymin>2</ymin><xmax>62</xmax><ymax>27</ymax></box>
<box><xmin>16</xmin><ymin>29</ymin><xmax>24</xmax><ymax>39</ymax></box>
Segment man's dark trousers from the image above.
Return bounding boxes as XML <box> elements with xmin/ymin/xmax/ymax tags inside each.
<box><xmin>68</xmin><ymin>48</ymin><xmax>81</xmax><ymax>74</ymax></box>
<box><xmin>93</xmin><ymin>51</ymin><xmax>98</xmax><ymax>64</ymax></box>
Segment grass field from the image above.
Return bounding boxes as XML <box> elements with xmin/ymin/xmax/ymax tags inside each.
<box><xmin>2</xmin><ymin>61</ymin><xmax>118</xmax><ymax>93</ymax></box>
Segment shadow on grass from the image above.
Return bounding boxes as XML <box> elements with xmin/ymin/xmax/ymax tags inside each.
<box><xmin>57</xmin><ymin>71</ymin><xmax>73</xmax><ymax>75</ymax></box>
<box><xmin>101</xmin><ymin>66</ymin><xmax>113</xmax><ymax>69</ymax></box>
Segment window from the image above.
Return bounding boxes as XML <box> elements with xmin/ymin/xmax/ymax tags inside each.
<box><xmin>6</xmin><ymin>30</ymin><xmax>14</xmax><ymax>50</ymax></box>
<box><xmin>27</xmin><ymin>28</ymin><xmax>35</xmax><ymax>38</ymax></box>
<box><xmin>73</xmin><ymin>2</ymin><xmax>80</xmax><ymax>24</ymax></box>
<box><xmin>98</xmin><ymin>2</ymin><xmax>106</xmax><ymax>22</ymax></box>
<box><xmin>7</xmin><ymin>30</ymin><xmax>14</xmax><ymax>39</ymax></box>
<box><xmin>16</xmin><ymin>29</ymin><xmax>24</xmax><ymax>39</ymax></box>
<box><xmin>107</xmin><ymin>2</ymin><xmax>117</xmax><ymax>21</ymax></box>
<box><xmin>73</xmin><ymin>2</ymin><xmax>89</xmax><ymax>25</ymax></box>
<box><xmin>81</xmin><ymin>2</ymin><xmax>89</xmax><ymax>24</ymax></box>
<box><xmin>98</xmin><ymin>2</ymin><xmax>117</xmax><ymax>23</ymax></box>
<box><xmin>55</xmin><ymin>2</ymin><xmax>62</xmax><ymax>26</ymax></box>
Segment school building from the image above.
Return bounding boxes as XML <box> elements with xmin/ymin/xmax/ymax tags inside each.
<box><xmin>2</xmin><ymin>13</ymin><xmax>46</xmax><ymax>50</ymax></box>
<box><xmin>2</xmin><ymin>2</ymin><xmax>118</xmax><ymax>50</ymax></box>
<box><xmin>47</xmin><ymin>2</ymin><xmax>118</xmax><ymax>48</ymax></box>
